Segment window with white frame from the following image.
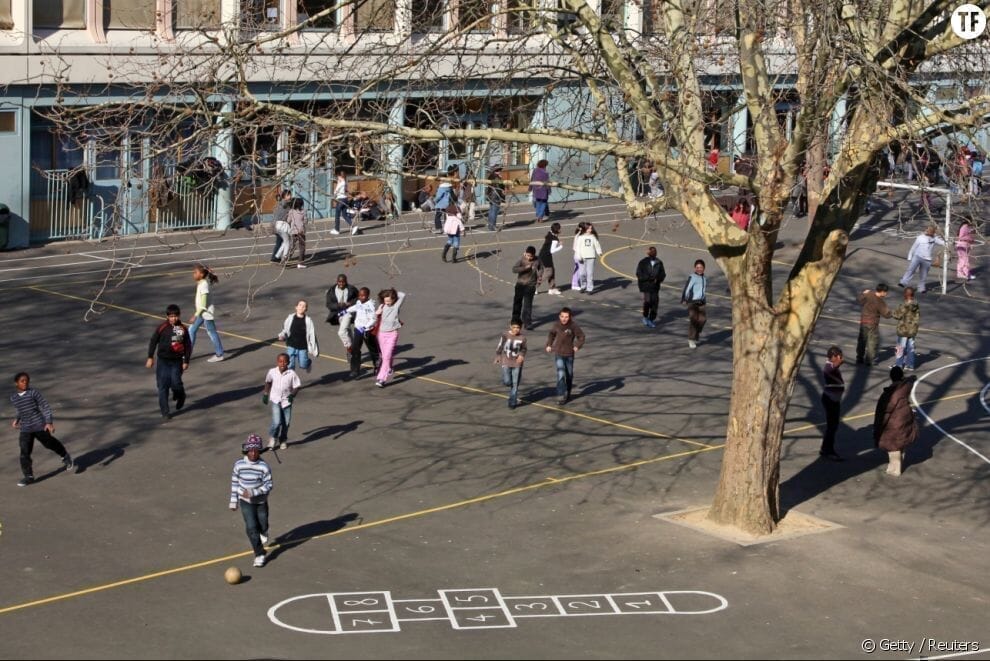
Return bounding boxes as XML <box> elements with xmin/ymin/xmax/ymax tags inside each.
<box><xmin>299</xmin><ymin>0</ymin><xmax>338</xmax><ymax>28</ymax></box>
<box><xmin>105</xmin><ymin>0</ymin><xmax>157</xmax><ymax>29</ymax></box>
<box><xmin>505</xmin><ymin>0</ymin><xmax>533</xmax><ymax>32</ymax></box>
<box><xmin>0</xmin><ymin>0</ymin><xmax>12</xmax><ymax>29</ymax></box>
<box><xmin>34</xmin><ymin>0</ymin><xmax>86</xmax><ymax>28</ymax></box>
<box><xmin>458</xmin><ymin>0</ymin><xmax>492</xmax><ymax>31</ymax></box>
<box><xmin>177</xmin><ymin>0</ymin><xmax>222</xmax><ymax>29</ymax></box>
<box><xmin>355</xmin><ymin>0</ymin><xmax>395</xmax><ymax>31</ymax></box>
<box><xmin>241</xmin><ymin>0</ymin><xmax>281</xmax><ymax>28</ymax></box>
<box><xmin>411</xmin><ymin>0</ymin><xmax>444</xmax><ymax>31</ymax></box>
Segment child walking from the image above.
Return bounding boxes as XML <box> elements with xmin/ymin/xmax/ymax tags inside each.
<box><xmin>10</xmin><ymin>372</ymin><xmax>73</xmax><ymax>487</ymax></box>
<box><xmin>146</xmin><ymin>304</ymin><xmax>192</xmax><ymax>419</ymax></box>
<box><xmin>287</xmin><ymin>197</ymin><xmax>308</xmax><ymax>269</ymax></box>
<box><xmin>494</xmin><ymin>319</ymin><xmax>527</xmax><ymax>409</ymax></box>
<box><xmin>375</xmin><ymin>288</ymin><xmax>406</xmax><ymax>388</ymax></box>
<box><xmin>262</xmin><ymin>353</ymin><xmax>300</xmax><ymax>450</ymax></box>
<box><xmin>188</xmin><ymin>263</ymin><xmax>225</xmax><ymax>362</ymax></box>
<box><xmin>441</xmin><ymin>203</ymin><xmax>465</xmax><ymax>263</ymax></box>
<box><xmin>229</xmin><ymin>434</ymin><xmax>273</xmax><ymax>568</ymax></box>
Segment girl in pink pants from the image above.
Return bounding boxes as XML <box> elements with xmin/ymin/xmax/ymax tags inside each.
<box><xmin>956</xmin><ymin>218</ymin><xmax>975</xmax><ymax>281</ymax></box>
<box><xmin>375</xmin><ymin>289</ymin><xmax>406</xmax><ymax>387</ymax></box>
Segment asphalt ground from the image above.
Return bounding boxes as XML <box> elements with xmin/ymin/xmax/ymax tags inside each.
<box><xmin>0</xmin><ymin>194</ymin><xmax>988</xmax><ymax>660</ymax></box>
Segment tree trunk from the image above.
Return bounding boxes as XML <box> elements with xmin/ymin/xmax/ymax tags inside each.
<box><xmin>706</xmin><ymin>294</ymin><xmax>795</xmax><ymax>535</ymax></box>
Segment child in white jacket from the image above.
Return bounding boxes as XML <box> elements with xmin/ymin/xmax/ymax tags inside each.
<box><xmin>278</xmin><ymin>300</ymin><xmax>319</xmax><ymax>373</ymax></box>
<box><xmin>575</xmin><ymin>224</ymin><xmax>603</xmax><ymax>293</ymax></box>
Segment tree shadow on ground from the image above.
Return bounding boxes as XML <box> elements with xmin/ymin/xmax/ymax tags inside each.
<box><xmin>266</xmin><ymin>513</ymin><xmax>361</xmax><ymax>562</ymax></box>
<box><xmin>73</xmin><ymin>442</ymin><xmax>130</xmax><ymax>474</ymax></box>
<box><xmin>181</xmin><ymin>385</ymin><xmax>263</xmax><ymax>413</ymax></box>
<box><xmin>289</xmin><ymin>420</ymin><xmax>363</xmax><ymax>449</ymax></box>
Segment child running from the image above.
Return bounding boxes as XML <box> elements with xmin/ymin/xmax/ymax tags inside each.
<box><xmin>262</xmin><ymin>353</ymin><xmax>300</xmax><ymax>450</ymax></box>
<box><xmin>229</xmin><ymin>434</ymin><xmax>273</xmax><ymax>568</ymax></box>
<box><xmin>10</xmin><ymin>372</ymin><xmax>73</xmax><ymax>487</ymax></box>
<box><xmin>188</xmin><ymin>263</ymin><xmax>225</xmax><ymax>362</ymax></box>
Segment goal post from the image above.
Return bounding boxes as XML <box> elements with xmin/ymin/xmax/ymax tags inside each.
<box><xmin>874</xmin><ymin>180</ymin><xmax>952</xmax><ymax>295</ymax></box>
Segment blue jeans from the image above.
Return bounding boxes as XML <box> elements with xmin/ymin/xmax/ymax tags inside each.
<box><xmin>286</xmin><ymin>346</ymin><xmax>311</xmax><ymax>372</ymax></box>
<box><xmin>553</xmin><ymin>355</ymin><xmax>574</xmax><ymax>399</ymax></box>
<box><xmin>487</xmin><ymin>203</ymin><xmax>500</xmax><ymax>229</ymax></box>
<box><xmin>895</xmin><ymin>336</ymin><xmax>916</xmax><ymax>369</ymax></box>
<box><xmin>189</xmin><ymin>316</ymin><xmax>224</xmax><ymax>356</ymax></box>
<box><xmin>501</xmin><ymin>365</ymin><xmax>522</xmax><ymax>404</ymax></box>
<box><xmin>534</xmin><ymin>199</ymin><xmax>549</xmax><ymax>220</ymax></box>
<box><xmin>155</xmin><ymin>359</ymin><xmax>185</xmax><ymax>416</ymax></box>
<box><xmin>334</xmin><ymin>200</ymin><xmax>354</xmax><ymax>231</ymax></box>
<box><xmin>445</xmin><ymin>234</ymin><xmax>461</xmax><ymax>249</ymax></box>
<box><xmin>269</xmin><ymin>401</ymin><xmax>292</xmax><ymax>442</ymax></box>
<box><xmin>239</xmin><ymin>500</ymin><xmax>269</xmax><ymax>556</ymax></box>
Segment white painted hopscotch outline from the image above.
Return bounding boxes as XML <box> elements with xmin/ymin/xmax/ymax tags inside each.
<box><xmin>268</xmin><ymin>588</ymin><xmax>728</xmax><ymax>635</ymax></box>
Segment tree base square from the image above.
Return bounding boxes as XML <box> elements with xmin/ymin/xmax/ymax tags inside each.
<box><xmin>653</xmin><ymin>507</ymin><xmax>842</xmax><ymax>546</ymax></box>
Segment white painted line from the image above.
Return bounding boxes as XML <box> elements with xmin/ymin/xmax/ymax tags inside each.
<box><xmin>76</xmin><ymin>252</ymin><xmax>140</xmax><ymax>268</ymax></box>
<box><xmin>980</xmin><ymin>382</ymin><xmax>990</xmax><ymax>417</ymax></box>
<box><xmin>911</xmin><ymin>358</ymin><xmax>990</xmax><ymax>466</ymax></box>
<box><xmin>909</xmin><ymin>647</ymin><xmax>987</xmax><ymax>660</ymax></box>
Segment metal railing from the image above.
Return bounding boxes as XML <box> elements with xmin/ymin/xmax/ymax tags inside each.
<box><xmin>43</xmin><ymin>169</ymin><xmax>99</xmax><ymax>240</ymax></box>
<box><xmin>157</xmin><ymin>176</ymin><xmax>218</xmax><ymax>232</ymax></box>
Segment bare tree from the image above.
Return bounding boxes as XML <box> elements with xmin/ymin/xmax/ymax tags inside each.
<box><xmin>36</xmin><ymin>0</ymin><xmax>990</xmax><ymax>534</ymax></box>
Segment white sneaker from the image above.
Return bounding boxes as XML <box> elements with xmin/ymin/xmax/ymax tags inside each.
<box><xmin>351</xmin><ymin>225</ymin><xmax>360</xmax><ymax>235</ymax></box>
<box><xmin>260</xmin><ymin>533</ymin><xmax>269</xmax><ymax>545</ymax></box>
<box><xmin>688</xmin><ymin>340</ymin><xmax>697</xmax><ymax>349</ymax></box>
<box><xmin>254</xmin><ymin>554</ymin><xmax>266</xmax><ymax>567</ymax></box>
<box><xmin>207</xmin><ymin>355</ymin><xmax>225</xmax><ymax>363</ymax></box>
<box><xmin>329</xmin><ymin>229</ymin><xmax>340</xmax><ymax>235</ymax></box>
<box><xmin>297</xmin><ymin>264</ymin><xmax>307</xmax><ymax>269</ymax></box>
<box><xmin>549</xmin><ymin>288</ymin><xmax>561</xmax><ymax>295</ymax></box>
<box><xmin>267</xmin><ymin>437</ymin><xmax>276</xmax><ymax>450</ymax></box>
<box><xmin>279</xmin><ymin>441</ymin><xmax>288</xmax><ymax>450</ymax></box>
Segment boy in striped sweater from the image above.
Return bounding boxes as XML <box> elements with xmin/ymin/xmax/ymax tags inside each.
<box><xmin>229</xmin><ymin>434</ymin><xmax>274</xmax><ymax>567</ymax></box>
<box><xmin>10</xmin><ymin>372</ymin><xmax>73</xmax><ymax>487</ymax></box>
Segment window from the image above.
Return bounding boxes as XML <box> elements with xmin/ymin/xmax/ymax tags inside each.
<box><xmin>458</xmin><ymin>0</ymin><xmax>491</xmax><ymax>30</ymax></box>
<box><xmin>33</xmin><ymin>0</ymin><xmax>85</xmax><ymax>29</ymax></box>
<box><xmin>0</xmin><ymin>111</ymin><xmax>16</xmax><ymax>133</ymax></box>
<box><xmin>0</xmin><ymin>0</ymin><xmax>12</xmax><ymax>29</ymax></box>
<box><xmin>411</xmin><ymin>0</ymin><xmax>444</xmax><ymax>31</ymax></box>
<box><xmin>505</xmin><ymin>0</ymin><xmax>532</xmax><ymax>32</ymax></box>
<box><xmin>355</xmin><ymin>0</ymin><xmax>395</xmax><ymax>30</ymax></box>
<box><xmin>177</xmin><ymin>0</ymin><xmax>222</xmax><ymax>29</ymax></box>
<box><xmin>299</xmin><ymin>0</ymin><xmax>338</xmax><ymax>28</ymax></box>
<box><xmin>600</xmin><ymin>0</ymin><xmax>623</xmax><ymax>28</ymax></box>
<box><xmin>106</xmin><ymin>0</ymin><xmax>157</xmax><ymax>29</ymax></box>
<box><xmin>241</xmin><ymin>0</ymin><xmax>280</xmax><ymax>28</ymax></box>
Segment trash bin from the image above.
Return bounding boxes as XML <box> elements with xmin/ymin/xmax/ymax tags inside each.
<box><xmin>0</xmin><ymin>204</ymin><xmax>9</xmax><ymax>250</ymax></box>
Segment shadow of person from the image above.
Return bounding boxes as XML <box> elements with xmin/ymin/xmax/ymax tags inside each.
<box><xmin>579</xmin><ymin>378</ymin><xmax>625</xmax><ymax>397</ymax></box>
<box><xmin>181</xmin><ymin>385</ymin><xmax>263</xmax><ymax>414</ymax></box>
<box><xmin>289</xmin><ymin>421</ymin><xmax>363</xmax><ymax>449</ymax></box>
<box><xmin>266</xmin><ymin>513</ymin><xmax>361</xmax><ymax>562</ymax></box>
<box><xmin>72</xmin><ymin>442</ymin><xmax>130</xmax><ymax>474</ymax></box>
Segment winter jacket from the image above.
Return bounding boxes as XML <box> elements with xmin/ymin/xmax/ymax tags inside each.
<box><xmin>529</xmin><ymin>166</ymin><xmax>550</xmax><ymax>201</ymax></box>
<box><xmin>512</xmin><ymin>256</ymin><xmax>543</xmax><ymax>287</ymax></box>
<box><xmin>546</xmin><ymin>320</ymin><xmax>585</xmax><ymax>356</ymax></box>
<box><xmin>443</xmin><ymin>212</ymin><xmax>464</xmax><ymax>235</ymax></box>
<box><xmin>326</xmin><ymin>284</ymin><xmax>359</xmax><ymax>325</ymax></box>
<box><xmin>575</xmin><ymin>234</ymin><xmax>602</xmax><ymax>260</ymax></box>
<box><xmin>635</xmin><ymin>257</ymin><xmax>666</xmax><ymax>293</ymax></box>
<box><xmin>873</xmin><ymin>378</ymin><xmax>918</xmax><ymax>452</ymax></box>
<box><xmin>280</xmin><ymin>313</ymin><xmax>319</xmax><ymax>357</ymax></box>
<box><xmin>857</xmin><ymin>291</ymin><xmax>892</xmax><ymax>327</ymax></box>
<box><xmin>891</xmin><ymin>301</ymin><xmax>921</xmax><ymax>338</ymax></box>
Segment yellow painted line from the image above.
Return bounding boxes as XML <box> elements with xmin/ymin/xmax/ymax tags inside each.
<box><xmin>0</xmin><ymin>443</ymin><xmax>722</xmax><ymax>617</ymax></box>
<box><xmin>29</xmin><ymin>285</ymin><xmax>710</xmax><ymax>449</ymax></box>
<box><xmin>781</xmin><ymin>389</ymin><xmax>981</xmax><ymax>435</ymax></box>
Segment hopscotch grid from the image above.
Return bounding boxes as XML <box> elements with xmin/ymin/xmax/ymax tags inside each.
<box><xmin>270</xmin><ymin>589</ymin><xmax>729</xmax><ymax>635</ymax></box>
